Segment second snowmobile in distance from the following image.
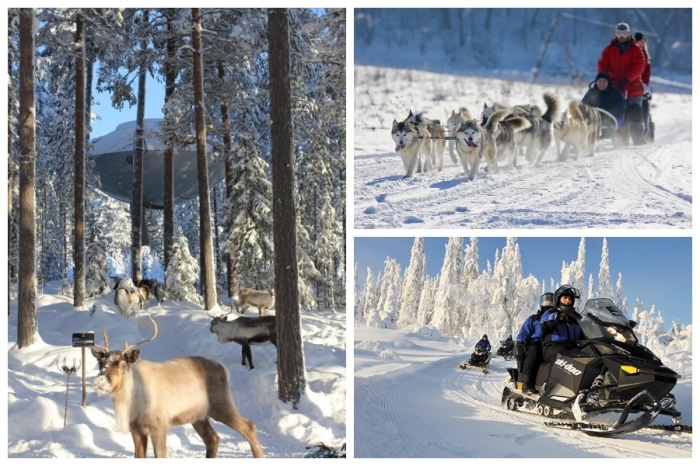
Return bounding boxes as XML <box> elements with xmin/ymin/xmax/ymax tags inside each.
<box><xmin>502</xmin><ymin>298</ymin><xmax>686</xmax><ymax>437</ymax></box>
<box><xmin>459</xmin><ymin>345</ymin><xmax>492</xmax><ymax>373</ymax></box>
<box><xmin>496</xmin><ymin>339</ymin><xmax>515</xmax><ymax>360</ymax></box>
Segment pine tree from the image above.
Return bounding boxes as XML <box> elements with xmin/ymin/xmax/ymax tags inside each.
<box><xmin>598</xmin><ymin>238</ymin><xmax>613</xmax><ymax>299</ymax></box>
<box><xmin>165</xmin><ymin>229</ymin><xmax>202</xmax><ymax>305</ymax></box>
<box><xmin>377</xmin><ymin>258</ymin><xmax>401</xmax><ymax>327</ymax></box>
<box><xmin>431</xmin><ymin>237</ymin><xmax>463</xmax><ymax>335</ymax></box>
<box><xmin>85</xmin><ymin>226</ymin><xmax>110</xmax><ymax>298</ymax></box>
<box><xmin>358</xmin><ymin>267</ymin><xmax>375</xmax><ymax>323</ymax></box>
<box><xmin>398</xmin><ymin>237</ymin><xmax>425</xmax><ymax>326</ymax></box>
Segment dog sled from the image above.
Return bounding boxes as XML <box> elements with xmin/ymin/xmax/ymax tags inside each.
<box><xmin>593</xmin><ymin>97</ymin><xmax>654</xmax><ymax>148</ymax></box>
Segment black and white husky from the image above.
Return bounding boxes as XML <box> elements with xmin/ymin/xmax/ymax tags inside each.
<box><xmin>391</xmin><ymin>111</ymin><xmax>445</xmax><ymax>178</ymax></box>
<box><xmin>455</xmin><ymin>119</ymin><xmax>491</xmax><ymax>181</ymax></box>
<box><xmin>446</xmin><ymin>107</ymin><xmax>472</xmax><ymax>164</ymax></box>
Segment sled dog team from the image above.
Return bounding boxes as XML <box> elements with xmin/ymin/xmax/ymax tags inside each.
<box><xmin>391</xmin><ymin>92</ymin><xmax>603</xmax><ymax>180</ymax></box>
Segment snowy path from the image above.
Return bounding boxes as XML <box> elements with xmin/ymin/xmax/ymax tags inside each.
<box><xmin>355</xmin><ymin>327</ymin><xmax>692</xmax><ymax>458</ymax></box>
<box><xmin>353</xmin><ymin>65</ymin><xmax>692</xmax><ymax>229</ymax></box>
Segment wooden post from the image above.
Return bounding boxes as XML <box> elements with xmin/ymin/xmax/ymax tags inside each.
<box><xmin>81</xmin><ymin>346</ymin><xmax>86</xmax><ymax>407</ymax></box>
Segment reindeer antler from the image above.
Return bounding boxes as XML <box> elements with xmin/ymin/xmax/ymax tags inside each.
<box><xmin>122</xmin><ymin>314</ymin><xmax>158</xmax><ymax>354</ymax></box>
<box><xmin>91</xmin><ymin>327</ymin><xmax>110</xmax><ymax>353</ymax></box>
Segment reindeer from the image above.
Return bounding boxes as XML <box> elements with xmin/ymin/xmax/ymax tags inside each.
<box><xmin>210</xmin><ymin>311</ymin><xmax>277</xmax><ymax>370</ymax></box>
<box><xmin>113</xmin><ymin>277</ymin><xmax>143</xmax><ymax>319</ymax></box>
<box><xmin>235</xmin><ymin>288</ymin><xmax>275</xmax><ymax>317</ymax></box>
<box><xmin>91</xmin><ymin>315</ymin><xmax>264</xmax><ymax>458</ymax></box>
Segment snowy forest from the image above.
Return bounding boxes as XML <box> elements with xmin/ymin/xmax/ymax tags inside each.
<box><xmin>354</xmin><ymin>238</ymin><xmax>692</xmax><ymax>359</ymax></box>
<box><xmin>8</xmin><ymin>9</ymin><xmax>346</xmax><ymax>320</ymax></box>
<box><xmin>355</xmin><ymin>8</ymin><xmax>691</xmax><ymax>85</ymax></box>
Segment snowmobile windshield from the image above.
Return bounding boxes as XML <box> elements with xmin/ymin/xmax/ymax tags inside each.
<box><xmin>580</xmin><ymin>298</ymin><xmax>638</xmax><ymax>344</ymax></box>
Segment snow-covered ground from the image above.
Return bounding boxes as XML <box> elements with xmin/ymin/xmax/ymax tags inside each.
<box><xmin>353</xmin><ymin>65</ymin><xmax>692</xmax><ymax>229</ymax></box>
<box><xmin>7</xmin><ymin>282</ymin><xmax>346</xmax><ymax>458</ymax></box>
<box><xmin>354</xmin><ymin>324</ymin><xmax>692</xmax><ymax>458</ymax></box>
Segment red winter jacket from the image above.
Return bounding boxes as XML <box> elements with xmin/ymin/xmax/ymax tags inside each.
<box><xmin>597</xmin><ymin>37</ymin><xmax>646</xmax><ymax>99</ymax></box>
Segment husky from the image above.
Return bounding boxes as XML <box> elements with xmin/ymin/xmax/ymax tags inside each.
<box><xmin>446</xmin><ymin>107</ymin><xmax>472</xmax><ymax>164</ymax></box>
<box><xmin>392</xmin><ymin>111</ymin><xmax>445</xmax><ymax>178</ymax></box>
<box><xmin>407</xmin><ymin>111</ymin><xmax>446</xmax><ymax>172</ymax></box>
<box><xmin>484</xmin><ymin>109</ymin><xmax>532</xmax><ymax>170</ymax></box>
<box><xmin>391</xmin><ymin>117</ymin><xmax>424</xmax><ymax>178</ymax></box>
<box><xmin>553</xmin><ymin>100</ymin><xmax>589</xmax><ymax>161</ymax></box>
<box><xmin>578</xmin><ymin>103</ymin><xmax>602</xmax><ymax>157</ymax></box>
<box><xmin>512</xmin><ymin>93</ymin><xmax>560</xmax><ymax>166</ymax></box>
<box><xmin>455</xmin><ymin>119</ymin><xmax>492</xmax><ymax>180</ymax></box>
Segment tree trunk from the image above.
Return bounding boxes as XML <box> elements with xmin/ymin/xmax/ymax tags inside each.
<box><xmin>218</xmin><ymin>61</ymin><xmax>237</xmax><ymax>298</ymax></box>
<box><xmin>192</xmin><ymin>8</ymin><xmax>216</xmax><ymax>309</ymax></box>
<box><xmin>268</xmin><ymin>8</ymin><xmax>305</xmax><ymax>407</ymax></box>
<box><xmin>18</xmin><ymin>8</ymin><xmax>37</xmax><ymax>348</ymax></box>
<box><xmin>73</xmin><ymin>13</ymin><xmax>86</xmax><ymax>308</ymax></box>
<box><xmin>131</xmin><ymin>28</ymin><xmax>147</xmax><ymax>282</ymax></box>
<box><xmin>163</xmin><ymin>9</ymin><xmax>176</xmax><ymax>274</ymax></box>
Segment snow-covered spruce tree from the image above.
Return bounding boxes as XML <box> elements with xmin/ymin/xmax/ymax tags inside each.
<box><xmin>84</xmin><ymin>225</ymin><xmax>110</xmax><ymax>298</ymax></box>
<box><xmin>462</xmin><ymin>237</ymin><xmax>479</xmax><ymax>288</ymax></box>
<box><xmin>354</xmin><ymin>263</ymin><xmax>360</xmax><ymax>313</ymax></box>
<box><xmin>376</xmin><ymin>258</ymin><xmax>401</xmax><ymax>328</ymax></box>
<box><xmin>615</xmin><ymin>273</ymin><xmax>628</xmax><ymax>314</ymax></box>
<box><xmin>295</xmin><ymin>219</ymin><xmax>321</xmax><ymax>311</ymax></box>
<box><xmin>398</xmin><ymin>237</ymin><xmax>425</xmax><ymax>326</ymax></box>
<box><xmin>415</xmin><ymin>276</ymin><xmax>435</xmax><ymax>327</ymax></box>
<box><xmin>598</xmin><ymin>237</ymin><xmax>613</xmax><ymax>300</ymax></box>
<box><xmin>290</xmin><ymin>9</ymin><xmax>346</xmax><ymax>312</ymax></box>
<box><xmin>165</xmin><ymin>228</ymin><xmax>202</xmax><ymax>305</ymax></box>
<box><xmin>223</xmin><ymin>123</ymin><xmax>274</xmax><ymax>290</ymax></box>
<box><xmin>357</xmin><ymin>267</ymin><xmax>375</xmax><ymax>323</ymax></box>
<box><xmin>560</xmin><ymin>237</ymin><xmax>586</xmax><ymax>308</ymax></box>
<box><xmin>430</xmin><ymin>237</ymin><xmax>463</xmax><ymax>336</ymax></box>
<box><xmin>490</xmin><ymin>238</ymin><xmax>523</xmax><ymax>333</ymax></box>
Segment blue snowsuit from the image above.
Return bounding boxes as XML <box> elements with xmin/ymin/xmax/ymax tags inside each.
<box><xmin>475</xmin><ymin>339</ymin><xmax>491</xmax><ymax>352</ymax></box>
<box><xmin>540</xmin><ymin>308</ymin><xmax>582</xmax><ymax>364</ymax></box>
<box><xmin>516</xmin><ymin>307</ymin><xmax>553</xmax><ymax>388</ymax></box>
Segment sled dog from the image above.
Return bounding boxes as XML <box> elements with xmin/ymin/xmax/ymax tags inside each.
<box><xmin>515</xmin><ymin>92</ymin><xmax>560</xmax><ymax>166</ymax></box>
<box><xmin>446</xmin><ymin>107</ymin><xmax>472</xmax><ymax>164</ymax></box>
<box><xmin>578</xmin><ymin>103</ymin><xmax>601</xmax><ymax>157</ymax></box>
<box><xmin>455</xmin><ymin>119</ymin><xmax>492</xmax><ymax>181</ymax></box>
<box><xmin>553</xmin><ymin>100</ymin><xmax>589</xmax><ymax>161</ymax></box>
<box><xmin>391</xmin><ymin>111</ymin><xmax>445</xmax><ymax>178</ymax></box>
<box><xmin>484</xmin><ymin>109</ymin><xmax>531</xmax><ymax>170</ymax></box>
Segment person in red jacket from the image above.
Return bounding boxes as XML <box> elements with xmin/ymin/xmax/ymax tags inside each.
<box><xmin>597</xmin><ymin>22</ymin><xmax>647</xmax><ymax>145</ymax></box>
<box><xmin>635</xmin><ymin>31</ymin><xmax>653</xmax><ymax>140</ymax></box>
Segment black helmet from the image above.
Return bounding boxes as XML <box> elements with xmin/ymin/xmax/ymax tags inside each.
<box><xmin>540</xmin><ymin>292</ymin><xmax>554</xmax><ymax>309</ymax></box>
<box><xmin>554</xmin><ymin>285</ymin><xmax>580</xmax><ymax>306</ymax></box>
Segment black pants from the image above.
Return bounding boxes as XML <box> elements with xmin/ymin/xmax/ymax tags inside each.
<box><xmin>519</xmin><ymin>342</ymin><xmax>542</xmax><ymax>387</ymax></box>
<box><xmin>543</xmin><ymin>342</ymin><xmax>570</xmax><ymax>363</ymax></box>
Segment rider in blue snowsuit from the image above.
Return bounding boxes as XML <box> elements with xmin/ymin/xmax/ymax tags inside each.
<box><xmin>471</xmin><ymin>334</ymin><xmax>491</xmax><ymax>365</ymax></box>
<box><xmin>540</xmin><ymin>285</ymin><xmax>583</xmax><ymax>371</ymax></box>
<box><xmin>515</xmin><ymin>292</ymin><xmax>554</xmax><ymax>394</ymax></box>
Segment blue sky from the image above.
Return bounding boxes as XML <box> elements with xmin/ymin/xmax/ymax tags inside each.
<box><xmin>91</xmin><ymin>75</ymin><xmax>165</xmax><ymax>139</ymax></box>
<box><xmin>354</xmin><ymin>237</ymin><xmax>692</xmax><ymax>326</ymax></box>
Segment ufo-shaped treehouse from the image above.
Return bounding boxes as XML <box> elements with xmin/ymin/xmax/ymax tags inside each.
<box><xmin>91</xmin><ymin>119</ymin><xmax>226</xmax><ymax>208</ymax></box>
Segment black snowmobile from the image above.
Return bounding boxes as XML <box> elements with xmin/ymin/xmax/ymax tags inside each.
<box><xmin>459</xmin><ymin>345</ymin><xmax>492</xmax><ymax>373</ymax></box>
<box><xmin>502</xmin><ymin>298</ymin><xmax>688</xmax><ymax>437</ymax></box>
<box><xmin>496</xmin><ymin>340</ymin><xmax>515</xmax><ymax>360</ymax></box>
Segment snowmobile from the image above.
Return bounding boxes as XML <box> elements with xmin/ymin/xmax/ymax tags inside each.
<box><xmin>459</xmin><ymin>346</ymin><xmax>492</xmax><ymax>373</ymax></box>
<box><xmin>303</xmin><ymin>442</ymin><xmax>346</xmax><ymax>458</ymax></box>
<box><xmin>496</xmin><ymin>340</ymin><xmax>515</xmax><ymax>360</ymax></box>
<box><xmin>502</xmin><ymin>298</ymin><xmax>689</xmax><ymax>437</ymax></box>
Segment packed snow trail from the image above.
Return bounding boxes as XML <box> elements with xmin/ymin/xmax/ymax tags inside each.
<box><xmin>355</xmin><ymin>354</ymin><xmax>691</xmax><ymax>458</ymax></box>
<box><xmin>353</xmin><ymin>66</ymin><xmax>692</xmax><ymax>229</ymax></box>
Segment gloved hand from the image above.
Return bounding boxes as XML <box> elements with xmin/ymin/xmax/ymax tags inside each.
<box><xmin>514</xmin><ymin>342</ymin><xmax>525</xmax><ymax>363</ymax></box>
<box><xmin>618</xmin><ymin>78</ymin><xmax>628</xmax><ymax>90</ymax></box>
<box><xmin>541</xmin><ymin>319</ymin><xmax>558</xmax><ymax>332</ymax></box>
